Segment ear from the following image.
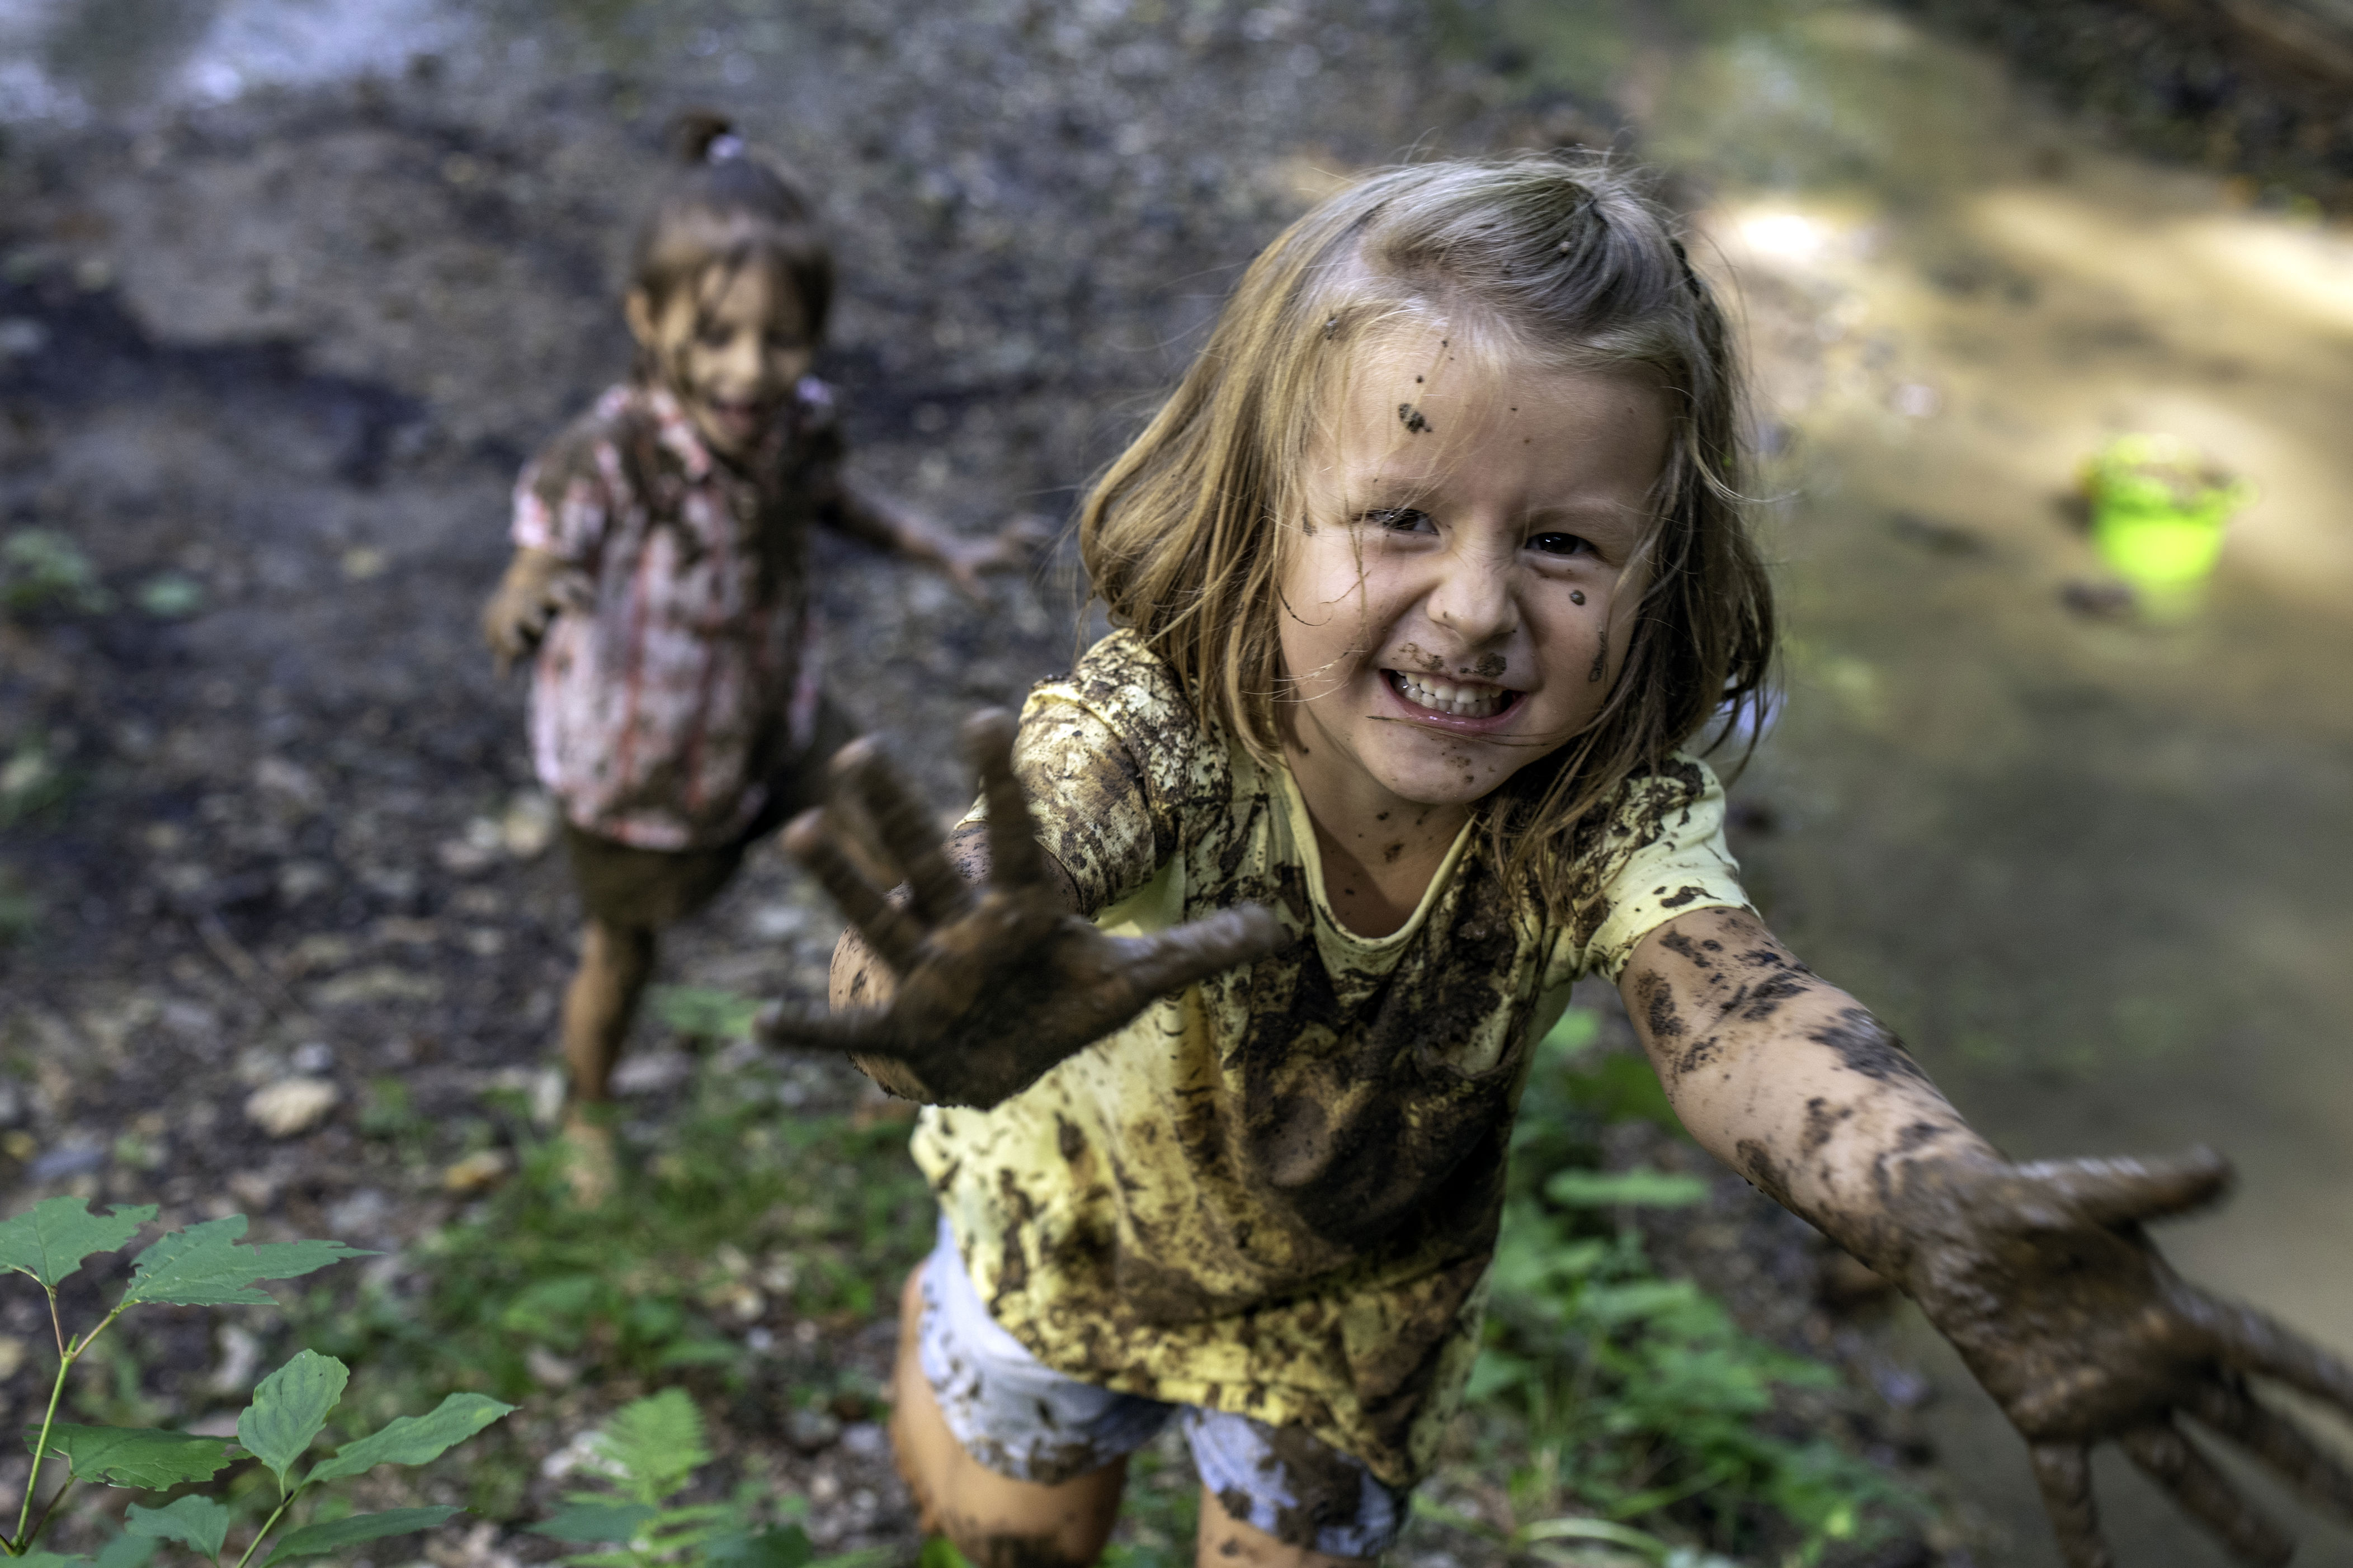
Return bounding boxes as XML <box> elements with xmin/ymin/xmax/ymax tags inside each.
<box><xmin>624</xmin><ymin>288</ymin><xmax>659</xmax><ymax>351</ymax></box>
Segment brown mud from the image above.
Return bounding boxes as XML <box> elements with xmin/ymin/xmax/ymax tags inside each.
<box><xmin>2</xmin><ymin>0</ymin><xmax>2349</xmax><ymax>1564</ymax></box>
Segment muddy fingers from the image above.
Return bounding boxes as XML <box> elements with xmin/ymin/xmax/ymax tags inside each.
<box><xmin>962</xmin><ymin>710</ymin><xmax>1046</xmax><ymax>888</ymax></box>
<box><xmin>2029</xmin><ymin>1443</ymin><xmax>2110</xmax><ymax>1568</ymax></box>
<box><xmin>1105</xmin><ymin>908</ymin><xmax>1289</xmax><ymax>1007</ymax></box>
<box><xmin>782</xmin><ymin>809</ymin><xmax>927</xmax><ymax>968</ymax></box>
<box><xmin>2010</xmin><ymin>1149</ymin><xmax>2233</xmax><ymax>1230</ymax></box>
<box><xmin>2119</xmin><ymin>1422</ymin><xmax>2294</xmax><ymax>1566</ymax></box>
<box><xmin>755</xmin><ymin>998</ymin><xmax>893</xmax><ymax>1054</ymax></box>
<box><xmin>2190</xmin><ymin>1294</ymin><xmax>2353</xmax><ymax>1410</ymax></box>
<box><xmin>836</xmin><ymin>741</ymin><xmax>970</xmax><ymax>922</ymax></box>
<box><xmin>2190</xmin><ymin>1379</ymin><xmax>2353</xmax><ymax>1519</ymax></box>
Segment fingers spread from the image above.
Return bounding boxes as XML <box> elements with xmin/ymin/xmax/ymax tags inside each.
<box><xmin>2011</xmin><ymin>1147</ymin><xmax>2232</xmax><ymax>1229</ymax></box>
<box><xmin>782</xmin><ymin>809</ymin><xmax>926</xmax><ymax>969</ymax></box>
<box><xmin>962</xmin><ymin>710</ymin><xmax>1045</xmax><ymax>889</ymax></box>
<box><xmin>2187</xmin><ymin>1292</ymin><xmax>2353</xmax><ymax>1412</ymax></box>
<box><xmin>2029</xmin><ymin>1442</ymin><xmax>2112</xmax><ymax>1568</ymax></box>
<box><xmin>2120</xmin><ymin>1421</ymin><xmax>2294</xmax><ymax>1567</ymax></box>
<box><xmin>2191</xmin><ymin>1377</ymin><xmax>2353</xmax><ymax>1522</ymax></box>
<box><xmin>1107</xmin><ymin>905</ymin><xmax>1287</xmax><ymax>1007</ymax></box>
<box><xmin>838</xmin><ymin>743</ymin><xmax>968</xmax><ymax>922</ymax></box>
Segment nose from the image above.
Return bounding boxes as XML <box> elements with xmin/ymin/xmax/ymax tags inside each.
<box><xmin>714</xmin><ymin>328</ymin><xmax>767</xmax><ymax>393</ymax></box>
<box><xmin>1425</xmin><ymin>537</ymin><xmax>1520</xmax><ymax>651</ymax></box>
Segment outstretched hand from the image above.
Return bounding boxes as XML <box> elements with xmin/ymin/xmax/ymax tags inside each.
<box><xmin>758</xmin><ymin>710</ymin><xmax>1285</xmax><ymax>1108</ymax></box>
<box><xmin>482</xmin><ymin>550</ymin><xmax>593</xmax><ymax>676</ymax></box>
<box><xmin>1890</xmin><ymin>1149</ymin><xmax>2353</xmax><ymax>1567</ymax></box>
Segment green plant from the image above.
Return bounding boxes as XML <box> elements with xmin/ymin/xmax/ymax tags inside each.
<box><xmin>0</xmin><ymin>1198</ymin><xmax>513</xmax><ymax>1565</ymax></box>
<box><xmin>0</xmin><ymin>531</ymin><xmax>110</xmax><ymax>616</ymax></box>
<box><xmin>1456</xmin><ymin>1011</ymin><xmax>1924</xmax><ymax>1566</ymax></box>
<box><xmin>303</xmin><ymin>1047</ymin><xmax>932</xmax><ymax>1405</ymax></box>
<box><xmin>529</xmin><ymin>1388</ymin><xmax>884</xmax><ymax>1568</ymax></box>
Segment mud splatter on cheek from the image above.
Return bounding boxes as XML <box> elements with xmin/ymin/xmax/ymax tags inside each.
<box><xmin>1397</xmin><ymin>403</ymin><xmax>1432</xmax><ymax>434</ymax></box>
<box><xmin>1588</xmin><ymin>644</ymin><xmax>1607</xmax><ymax>683</ymax></box>
<box><xmin>1469</xmin><ymin>652</ymin><xmax>1506</xmax><ymax>679</ymax></box>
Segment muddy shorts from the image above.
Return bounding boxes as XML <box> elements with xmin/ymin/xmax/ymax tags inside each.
<box><xmin>564</xmin><ymin>696</ymin><xmax>855</xmax><ymax>928</ymax></box>
<box><xmin>915</xmin><ymin>1218</ymin><xmax>1410</xmax><ymax>1558</ymax></box>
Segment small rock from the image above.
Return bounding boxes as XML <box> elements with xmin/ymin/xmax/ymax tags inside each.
<box><xmin>839</xmin><ymin>1421</ymin><xmax>888</xmax><ymax>1460</ymax></box>
<box><xmin>0</xmin><ymin>1334</ymin><xmax>25</xmax><ymax>1377</ymax></box>
<box><xmin>500</xmin><ymin>791</ymin><xmax>559</xmax><ymax>858</ymax></box>
<box><xmin>245</xmin><ymin>1077</ymin><xmax>341</xmax><ymax>1137</ymax></box>
<box><xmin>28</xmin><ymin>1141</ymin><xmax>107</xmax><ymax>1180</ymax></box>
<box><xmin>442</xmin><ymin>1148</ymin><xmax>512</xmax><ymax>1194</ymax></box>
<box><xmin>786</xmin><ymin>1407</ymin><xmax>843</xmax><ymax>1452</ymax></box>
<box><xmin>525</xmin><ymin>1346</ymin><xmax>580</xmax><ymax>1389</ymax></box>
<box><xmin>211</xmin><ymin>1324</ymin><xmax>262</xmax><ymax>1393</ymax></box>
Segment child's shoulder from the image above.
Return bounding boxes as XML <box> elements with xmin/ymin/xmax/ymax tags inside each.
<box><xmin>1021</xmin><ymin>629</ymin><xmax>1222</xmax><ymax>802</ymax></box>
<box><xmin>525</xmin><ymin>384</ymin><xmax>658</xmax><ymax>491</ymax></box>
<box><xmin>1049</xmin><ymin>628</ymin><xmax>1190</xmax><ymax>716</ymax></box>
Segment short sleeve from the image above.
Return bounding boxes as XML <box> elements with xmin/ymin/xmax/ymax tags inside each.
<box><xmin>966</xmin><ymin>632</ymin><xmax>1204</xmax><ymax>918</ymax></box>
<box><xmin>1562</xmin><ymin>756</ymin><xmax>1755</xmax><ymax>983</ymax></box>
<box><xmin>511</xmin><ymin>423</ymin><xmax>617</xmax><ymax>564</ymax></box>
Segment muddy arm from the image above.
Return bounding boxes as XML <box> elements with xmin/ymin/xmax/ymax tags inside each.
<box><xmin>827</xmin><ymin>480</ymin><xmax>1044</xmax><ymax>595</ymax></box>
<box><xmin>1623</xmin><ymin>905</ymin><xmax>2353</xmax><ymax>1568</ymax></box>
<box><xmin>1618</xmin><ymin>904</ymin><xmax>1996</xmax><ymax>1269</ymax></box>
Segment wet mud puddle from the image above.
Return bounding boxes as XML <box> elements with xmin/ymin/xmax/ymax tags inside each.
<box><xmin>1475</xmin><ymin>2</ymin><xmax>2353</xmax><ymax>1562</ymax></box>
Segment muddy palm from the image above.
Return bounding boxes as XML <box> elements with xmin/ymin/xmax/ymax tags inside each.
<box><xmin>759</xmin><ymin>710</ymin><xmax>1283</xmax><ymax>1108</ymax></box>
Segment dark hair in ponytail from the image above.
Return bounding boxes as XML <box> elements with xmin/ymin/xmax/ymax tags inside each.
<box><xmin>630</xmin><ymin>112</ymin><xmax>834</xmax><ymax>348</ymax></box>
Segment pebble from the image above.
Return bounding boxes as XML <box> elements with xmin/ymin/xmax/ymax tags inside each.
<box><xmin>441</xmin><ymin>1148</ymin><xmax>512</xmax><ymax>1194</ymax></box>
<box><xmin>244</xmin><ymin>1076</ymin><xmax>341</xmax><ymax>1137</ymax></box>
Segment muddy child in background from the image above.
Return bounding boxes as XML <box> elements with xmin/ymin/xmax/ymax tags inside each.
<box><xmin>482</xmin><ymin>115</ymin><xmax>1031</xmax><ymax>1201</ymax></box>
<box><xmin>765</xmin><ymin>157</ymin><xmax>2353</xmax><ymax>1568</ymax></box>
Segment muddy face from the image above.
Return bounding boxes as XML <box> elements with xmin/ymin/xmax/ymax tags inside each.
<box><xmin>1273</xmin><ymin>323</ymin><xmax>1666</xmax><ymax>834</ymax></box>
<box><xmin>625</xmin><ymin>259</ymin><xmax>814</xmax><ymax>457</ymax></box>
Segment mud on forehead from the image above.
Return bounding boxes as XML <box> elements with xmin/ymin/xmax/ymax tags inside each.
<box><xmin>1299</xmin><ymin>315</ymin><xmax>1674</xmax><ymax>520</ymax></box>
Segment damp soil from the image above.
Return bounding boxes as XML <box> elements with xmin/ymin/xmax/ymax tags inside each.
<box><xmin>2</xmin><ymin>1</ymin><xmax>2350</xmax><ymax>1565</ymax></box>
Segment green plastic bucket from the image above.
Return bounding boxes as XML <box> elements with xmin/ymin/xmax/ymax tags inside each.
<box><xmin>2082</xmin><ymin>434</ymin><xmax>2252</xmax><ymax>608</ymax></box>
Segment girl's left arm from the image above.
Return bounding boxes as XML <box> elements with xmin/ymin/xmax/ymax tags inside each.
<box><xmin>1621</xmin><ymin>904</ymin><xmax>2353</xmax><ymax>1568</ymax></box>
<box><xmin>828</xmin><ymin>481</ymin><xmax>1044</xmax><ymax>598</ymax></box>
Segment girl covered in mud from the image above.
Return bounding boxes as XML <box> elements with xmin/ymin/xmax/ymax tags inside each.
<box><xmin>482</xmin><ymin>115</ymin><xmax>1029</xmax><ymax>1198</ymax></box>
<box><xmin>765</xmin><ymin>158</ymin><xmax>2353</xmax><ymax>1568</ymax></box>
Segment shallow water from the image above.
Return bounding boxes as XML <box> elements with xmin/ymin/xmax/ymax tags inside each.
<box><xmin>1527</xmin><ymin>3</ymin><xmax>2353</xmax><ymax>1561</ymax></box>
<box><xmin>9</xmin><ymin>0</ymin><xmax>2353</xmax><ymax>1561</ymax></box>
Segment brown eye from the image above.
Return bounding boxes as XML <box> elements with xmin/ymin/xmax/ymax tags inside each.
<box><xmin>1362</xmin><ymin>508</ymin><xmax>1435</xmax><ymax>533</ymax></box>
<box><xmin>1529</xmin><ymin>531</ymin><xmax>1594</xmax><ymax>558</ymax></box>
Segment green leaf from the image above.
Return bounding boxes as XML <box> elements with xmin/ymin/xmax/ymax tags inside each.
<box><xmin>592</xmin><ymin>1388</ymin><xmax>708</xmax><ymax>1505</ymax></box>
<box><xmin>237</xmin><ymin>1350</ymin><xmax>350</xmax><ymax>1494</ymax></box>
<box><xmin>93</xmin><ymin>1534</ymin><xmax>159</xmax><ymax>1568</ymax></box>
<box><xmin>708</xmin><ymin>1524</ymin><xmax>817</xmax><ymax>1568</ymax></box>
<box><xmin>260</xmin><ymin>1506</ymin><xmax>460</xmax><ymax>1566</ymax></box>
<box><xmin>647</xmin><ymin>984</ymin><xmax>763</xmax><ymax>1041</ymax></box>
<box><xmin>24</xmin><ymin>1424</ymin><xmax>237</xmax><ymax>1489</ymax></box>
<box><xmin>0</xmin><ymin>1198</ymin><xmax>156</xmax><ymax>1289</ymax></box>
<box><xmin>121</xmin><ymin>1217</ymin><xmax>371</xmax><ymax>1307</ymax></box>
<box><xmin>14</xmin><ymin>1552</ymin><xmax>95</xmax><ymax>1566</ymax></box>
<box><xmin>305</xmin><ymin>1393</ymin><xmax>514</xmax><ymax>1485</ymax></box>
<box><xmin>526</xmin><ymin>1501</ymin><xmax>657</xmax><ymax>1543</ymax></box>
<box><xmin>1544</xmin><ymin>1168</ymin><xmax>1710</xmax><ymax>1209</ymax></box>
<box><xmin>125</xmin><ymin>1495</ymin><xmax>233</xmax><ymax>1559</ymax></box>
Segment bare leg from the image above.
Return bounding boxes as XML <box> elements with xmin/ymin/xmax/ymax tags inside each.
<box><xmin>558</xmin><ymin>918</ymin><xmax>654</xmax><ymax>1205</ymax></box>
<box><xmin>891</xmin><ymin>1265</ymin><xmax>1129</xmax><ymax>1568</ymax></box>
<box><xmin>563</xmin><ymin>918</ymin><xmax>656</xmax><ymax>1102</ymax></box>
<box><xmin>1194</xmin><ymin>1486</ymin><xmax>1371</xmax><ymax>1568</ymax></box>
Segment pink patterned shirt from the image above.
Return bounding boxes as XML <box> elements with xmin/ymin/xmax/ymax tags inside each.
<box><xmin>512</xmin><ymin>379</ymin><xmax>842</xmax><ymax>850</ymax></box>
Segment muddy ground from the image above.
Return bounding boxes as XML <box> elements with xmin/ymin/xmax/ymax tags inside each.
<box><xmin>1</xmin><ymin>0</ymin><xmax>2341</xmax><ymax>1563</ymax></box>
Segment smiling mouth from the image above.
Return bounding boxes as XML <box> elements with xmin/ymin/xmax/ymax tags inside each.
<box><xmin>1387</xmin><ymin>669</ymin><xmax>1518</xmax><ymax>720</ymax></box>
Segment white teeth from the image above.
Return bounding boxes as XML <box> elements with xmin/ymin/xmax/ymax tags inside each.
<box><xmin>1392</xmin><ymin>672</ymin><xmax>1508</xmax><ymax>718</ymax></box>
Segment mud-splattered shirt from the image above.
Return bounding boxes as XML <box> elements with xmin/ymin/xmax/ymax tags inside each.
<box><xmin>911</xmin><ymin>631</ymin><xmax>1753</xmax><ymax>1487</ymax></box>
<box><xmin>511</xmin><ymin>379</ymin><xmax>843</xmax><ymax>850</ymax></box>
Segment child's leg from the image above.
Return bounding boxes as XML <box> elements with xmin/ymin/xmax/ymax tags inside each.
<box><xmin>562</xmin><ymin>918</ymin><xmax>657</xmax><ymax>1103</ymax></box>
<box><xmin>892</xmin><ymin>1264</ymin><xmax>1130</xmax><ymax>1568</ymax></box>
<box><xmin>1181</xmin><ymin>1414</ymin><xmax>1402</xmax><ymax>1568</ymax></box>
<box><xmin>1192</xmin><ymin>1488</ymin><xmax>1371</xmax><ymax>1568</ymax></box>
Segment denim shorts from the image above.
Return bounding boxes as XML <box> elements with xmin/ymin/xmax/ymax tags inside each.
<box><xmin>914</xmin><ymin>1218</ymin><xmax>1411</xmax><ymax>1558</ymax></box>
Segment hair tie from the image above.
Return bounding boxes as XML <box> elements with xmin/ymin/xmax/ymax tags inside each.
<box><xmin>707</xmin><ymin>133</ymin><xmax>745</xmax><ymax>164</ymax></box>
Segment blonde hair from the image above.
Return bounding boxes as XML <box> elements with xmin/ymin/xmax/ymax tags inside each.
<box><xmin>1078</xmin><ymin>155</ymin><xmax>1774</xmax><ymax>914</ymax></box>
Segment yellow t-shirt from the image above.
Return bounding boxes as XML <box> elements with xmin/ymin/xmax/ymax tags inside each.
<box><xmin>910</xmin><ymin>631</ymin><xmax>1752</xmax><ymax>1487</ymax></box>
